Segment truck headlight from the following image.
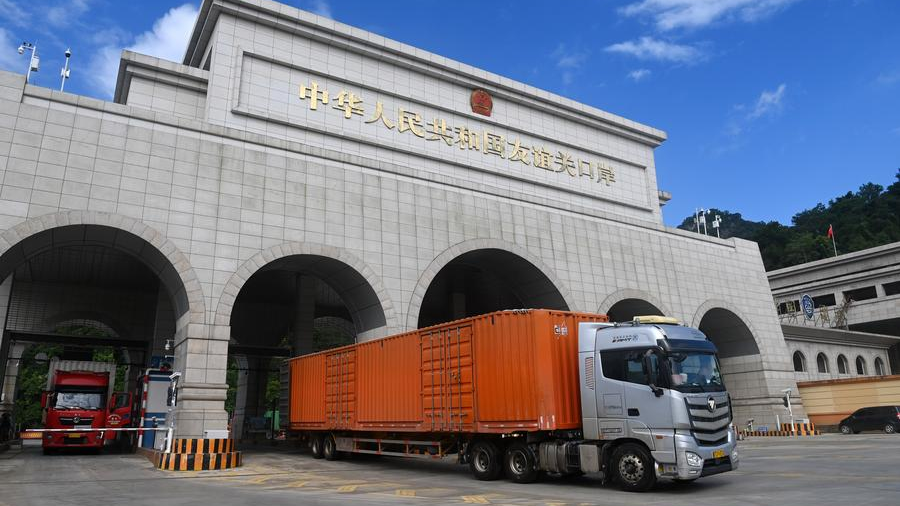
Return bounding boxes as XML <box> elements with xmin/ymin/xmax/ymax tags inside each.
<box><xmin>685</xmin><ymin>451</ymin><xmax>703</xmax><ymax>467</ymax></box>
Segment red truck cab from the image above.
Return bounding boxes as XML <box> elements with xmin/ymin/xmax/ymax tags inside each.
<box><xmin>42</xmin><ymin>371</ymin><xmax>110</xmax><ymax>453</ymax></box>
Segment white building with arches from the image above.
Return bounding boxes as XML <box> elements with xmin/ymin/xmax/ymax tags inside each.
<box><xmin>0</xmin><ymin>0</ymin><xmax>803</xmax><ymax>436</ymax></box>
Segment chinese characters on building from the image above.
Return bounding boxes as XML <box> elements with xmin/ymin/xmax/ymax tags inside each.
<box><xmin>298</xmin><ymin>81</ymin><xmax>616</xmax><ymax>186</ymax></box>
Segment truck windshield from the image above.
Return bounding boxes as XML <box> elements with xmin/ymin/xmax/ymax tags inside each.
<box><xmin>53</xmin><ymin>391</ymin><xmax>105</xmax><ymax>410</ymax></box>
<box><xmin>667</xmin><ymin>352</ymin><xmax>725</xmax><ymax>393</ymax></box>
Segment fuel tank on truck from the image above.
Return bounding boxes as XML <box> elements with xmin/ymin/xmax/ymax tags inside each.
<box><xmin>288</xmin><ymin>309</ymin><xmax>608</xmax><ymax>434</ymax></box>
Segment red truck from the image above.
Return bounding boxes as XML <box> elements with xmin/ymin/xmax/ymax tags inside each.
<box><xmin>41</xmin><ymin>360</ymin><xmax>134</xmax><ymax>454</ymax></box>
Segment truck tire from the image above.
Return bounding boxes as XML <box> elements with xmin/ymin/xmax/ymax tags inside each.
<box><xmin>504</xmin><ymin>441</ymin><xmax>540</xmax><ymax>483</ymax></box>
<box><xmin>469</xmin><ymin>440</ymin><xmax>502</xmax><ymax>481</ymax></box>
<box><xmin>310</xmin><ymin>434</ymin><xmax>325</xmax><ymax>459</ymax></box>
<box><xmin>612</xmin><ymin>443</ymin><xmax>657</xmax><ymax>492</ymax></box>
<box><xmin>323</xmin><ymin>434</ymin><xmax>342</xmax><ymax>461</ymax></box>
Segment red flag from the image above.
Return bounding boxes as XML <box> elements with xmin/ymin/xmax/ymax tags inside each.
<box><xmin>827</xmin><ymin>224</ymin><xmax>833</xmax><ymax>238</ymax></box>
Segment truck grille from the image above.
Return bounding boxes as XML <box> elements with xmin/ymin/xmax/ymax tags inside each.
<box><xmin>685</xmin><ymin>395</ymin><xmax>731</xmax><ymax>446</ymax></box>
<box><xmin>58</xmin><ymin>416</ymin><xmax>95</xmax><ymax>426</ymax></box>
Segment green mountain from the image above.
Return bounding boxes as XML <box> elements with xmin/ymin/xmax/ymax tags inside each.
<box><xmin>676</xmin><ymin>170</ymin><xmax>900</xmax><ymax>271</ymax></box>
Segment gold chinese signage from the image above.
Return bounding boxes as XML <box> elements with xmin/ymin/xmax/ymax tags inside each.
<box><xmin>298</xmin><ymin>81</ymin><xmax>616</xmax><ymax>187</ymax></box>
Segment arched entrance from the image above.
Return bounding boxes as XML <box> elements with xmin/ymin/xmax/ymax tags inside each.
<box><xmin>223</xmin><ymin>248</ymin><xmax>392</xmax><ymax>438</ymax></box>
<box><xmin>697</xmin><ymin>308</ymin><xmax>762</xmax><ymax>359</ymax></box>
<box><xmin>415</xmin><ymin>248</ymin><xmax>569</xmax><ymax>328</ymax></box>
<box><xmin>606</xmin><ymin>299</ymin><xmax>665</xmax><ymax>323</ymax></box>
<box><xmin>0</xmin><ymin>218</ymin><xmax>206</xmax><ymax>435</ymax></box>
<box><xmin>694</xmin><ymin>305</ymin><xmax>773</xmax><ymax>425</ymax></box>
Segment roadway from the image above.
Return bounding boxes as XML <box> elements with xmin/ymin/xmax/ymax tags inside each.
<box><xmin>0</xmin><ymin>434</ymin><xmax>898</xmax><ymax>506</ymax></box>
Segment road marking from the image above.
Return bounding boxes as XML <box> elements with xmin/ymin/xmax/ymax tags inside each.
<box><xmin>247</xmin><ymin>475</ymin><xmax>273</xmax><ymax>484</ymax></box>
<box><xmin>395</xmin><ymin>489</ymin><xmax>416</xmax><ymax>497</ymax></box>
<box><xmin>462</xmin><ymin>496</ymin><xmax>490</xmax><ymax>504</ymax></box>
<box><xmin>547</xmin><ymin>502</ymin><xmax>567</xmax><ymax>506</ymax></box>
<box><xmin>337</xmin><ymin>484</ymin><xmax>358</xmax><ymax>492</ymax></box>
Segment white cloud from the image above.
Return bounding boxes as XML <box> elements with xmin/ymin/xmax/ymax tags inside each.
<box><xmin>309</xmin><ymin>0</ymin><xmax>333</xmax><ymax>19</ymax></box>
<box><xmin>0</xmin><ymin>0</ymin><xmax>30</xmax><ymax>27</ymax></box>
<box><xmin>747</xmin><ymin>83</ymin><xmax>786</xmax><ymax>119</ymax></box>
<box><xmin>605</xmin><ymin>37</ymin><xmax>702</xmax><ymax>63</ymax></box>
<box><xmin>46</xmin><ymin>0</ymin><xmax>91</xmax><ymax>28</ymax></box>
<box><xmin>620</xmin><ymin>0</ymin><xmax>799</xmax><ymax>31</ymax></box>
<box><xmin>627</xmin><ymin>69</ymin><xmax>652</xmax><ymax>82</ymax></box>
<box><xmin>87</xmin><ymin>3</ymin><xmax>199</xmax><ymax>98</ymax></box>
<box><xmin>551</xmin><ymin>44</ymin><xmax>588</xmax><ymax>85</ymax></box>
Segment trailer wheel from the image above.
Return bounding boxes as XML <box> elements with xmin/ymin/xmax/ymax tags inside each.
<box><xmin>469</xmin><ymin>440</ymin><xmax>502</xmax><ymax>481</ymax></box>
<box><xmin>310</xmin><ymin>434</ymin><xmax>325</xmax><ymax>459</ymax></box>
<box><xmin>323</xmin><ymin>434</ymin><xmax>342</xmax><ymax>461</ymax></box>
<box><xmin>504</xmin><ymin>441</ymin><xmax>540</xmax><ymax>483</ymax></box>
<box><xmin>612</xmin><ymin>443</ymin><xmax>657</xmax><ymax>492</ymax></box>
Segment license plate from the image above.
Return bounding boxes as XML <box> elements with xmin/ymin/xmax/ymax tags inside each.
<box><xmin>74</xmin><ymin>425</ymin><xmax>92</xmax><ymax>430</ymax></box>
<box><xmin>67</xmin><ymin>433</ymin><xmax>83</xmax><ymax>438</ymax></box>
<box><xmin>712</xmin><ymin>449</ymin><xmax>726</xmax><ymax>459</ymax></box>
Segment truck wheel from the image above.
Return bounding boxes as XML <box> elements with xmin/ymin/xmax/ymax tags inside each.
<box><xmin>323</xmin><ymin>434</ymin><xmax>342</xmax><ymax>461</ymax></box>
<box><xmin>504</xmin><ymin>442</ymin><xmax>540</xmax><ymax>483</ymax></box>
<box><xmin>310</xmin><ymin>434</ymin><xmax>325</xmax><ymax>459</ymax></box>
<box><xmin>469</xmin><ymin>440</ymin><xmax>502</xmax><ymax>481</ymax></box>
<box><xmin>612</xmin><ymin>443</ymin><xmax>657</xmax><ymax>492</ymax></box>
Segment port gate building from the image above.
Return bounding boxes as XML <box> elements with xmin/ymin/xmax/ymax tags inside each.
<box><xmin>0</xmin><ymin>0</ymin><xmax>802</xmax><ymax>436</ymax></box>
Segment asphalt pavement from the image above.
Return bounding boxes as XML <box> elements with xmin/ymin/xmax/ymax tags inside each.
<box><xmin>0</xmin><ymin>434</ymin><xmax>898</xmax><ymax>506</ymax></box>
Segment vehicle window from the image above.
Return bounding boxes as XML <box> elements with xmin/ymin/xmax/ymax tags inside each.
<box><xmin>858</xmin><ymin>408</ymin><xmax>874</xmax><ymax>416</ymax></box>
<box><xmin>601</xmin><ymin>349</ymin><xmax>658</xmax><ymax>386</ymax></box>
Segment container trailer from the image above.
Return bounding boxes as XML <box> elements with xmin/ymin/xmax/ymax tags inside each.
<box><xmin>287</xmin><ymin>309</ymin><xmax>737</xmax><ymax>491</ymax></box>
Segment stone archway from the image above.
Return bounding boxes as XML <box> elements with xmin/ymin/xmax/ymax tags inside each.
<box><xmin>410</xmin><ymin>240</ymin><xmax>573</xmax><ymax>329</ymax></box>
<box><xmin>215</xmin><ymin>242</ymin><xmax>398</xmax><ymax>342</ymax></box>
<box><xmin>0</xmin><ymin>213</ymin><xmax>218</xmax><ymax>436</ymax></box>
<box><xmin>598</xmin><ymin>289</ymin><xmax>670</xmax><ymax>322</ymax></box>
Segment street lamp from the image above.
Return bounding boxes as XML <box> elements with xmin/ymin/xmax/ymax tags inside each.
<box><xmin>60</xmin><ymin>48</ymin><xmax>71</xmax><ymax>92</ymax></box>
<box><xmin>17</xmin><ymin>41</ymin><xmax>39</xmax><ymax>83</ymax></box>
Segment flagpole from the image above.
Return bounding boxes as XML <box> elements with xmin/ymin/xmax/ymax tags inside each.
<box><xmin>830</xmin><ymin>225</ymin><xmax>837</xmax><ymax>257</ymax></box>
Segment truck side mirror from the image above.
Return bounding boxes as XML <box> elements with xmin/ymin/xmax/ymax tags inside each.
<box><xmin>41</xmin><ymin>391</ymin><xmax>49</xmax><ymax>409</ymax></box>
<box><xmin>642</xmin><ymin>351</ymin><xmax>664</xmax><ymax>398</ymax></box>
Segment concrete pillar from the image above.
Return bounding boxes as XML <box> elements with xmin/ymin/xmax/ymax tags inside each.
<box><xmin>170</xmin><ymin>322</ymin><xmax>229</xmax><ymax>438</ymax></box>
<box><xmin>231</xmin><ymin>355</ymin><xmax>249</xmax><ymax>439</ymax></box>
<box><xmin>0</xmin><ymin>276</ymin><xmax>14</xmax><ymax>414</ymax></box>
<box><xmin>292</xmin><ymin>274</ymin><xmax>315</xmax><ymax>356</ymax></box>
<box><xmin>0</xmin><ymin>343</ymin><xmax>26</xmax><ymax>416</ymax></box>
<box><xmin>232</xmin><ymin>356</ymin><xmax>268</xmax><ymax>440</ymax></box>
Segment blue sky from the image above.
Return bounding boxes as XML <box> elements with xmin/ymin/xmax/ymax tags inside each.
<box><xmin>1</xmin><ymin>0</ymin><xmax>897</xmax><ymax>227</ymax></box>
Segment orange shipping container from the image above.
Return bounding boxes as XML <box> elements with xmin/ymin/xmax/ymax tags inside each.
<box><xmin>288</xmin><ymin>309</ymin><xmax>608</xmax><ymax>434</ymax></box>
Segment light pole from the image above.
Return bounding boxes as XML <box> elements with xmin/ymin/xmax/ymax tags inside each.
<box><xmin>712</xmin><ymin>214</ymin><xmax>722</xmax><ymax>238</ymax></box>
<box><xmin>60</xmin><ymin>48</ymin><xmax>71</xmax><ymax>92</ymax></box>
<box><xmin>17</xmin><ymin>41</ymin><xmax>39</xmax><ymax>83</ymax></box>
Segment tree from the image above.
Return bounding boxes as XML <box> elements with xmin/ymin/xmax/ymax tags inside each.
<box><xmin>677</xmin><ymin>170</ymin><xmax>900</xmax><ymax>270</ymax></box>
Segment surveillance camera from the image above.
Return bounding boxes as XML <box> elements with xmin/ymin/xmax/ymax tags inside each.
<box><xmin>65</xmin><ymin>49</ymin><xmax>71</xmax><ymax>58</ymax></box>
<box><xmin>168</xmin><ymin>372</ymin><xmax>182</xmax><ymax>381</ymax></box>
<box><xmin>17</xmin><ymin>47</ymin><xmax>24</xmax><ymax>55</ymax></box>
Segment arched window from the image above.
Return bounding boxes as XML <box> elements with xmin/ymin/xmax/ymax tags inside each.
<box><xmin>837</xmin><ymin>354</ymin><xmax>849</xmax><ymax>374</ymax></box>
<box><xmin>856</xmin><ymin>356</ymin><xmax>867</xmax><ymax>375</ymax></box>
<box><xmin>816</xmin><ymin>353</ymin><xmax>829</xmax><ymax>373</ymax></box>
<box><xmin>792</xmin><ymin>351</ymin><xmax>806</xmax><ymax>372</ymax></box>
<box><xmin>875</xmin><ymin>357</ymin><xmax>886</xmax><ymax>376</ymax></box>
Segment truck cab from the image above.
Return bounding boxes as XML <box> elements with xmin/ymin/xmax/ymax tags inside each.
<box><xmin>578</xmin><ymin>316</ymin><xmax>738</xmax><ymax>489</ymax></box>
<box><xmin>42</xmin><ymin>370</ymin><xmax>111</xmax><ymax>453</ymax></box>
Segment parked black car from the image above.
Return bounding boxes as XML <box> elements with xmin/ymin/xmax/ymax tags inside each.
<box><xmin>839</xmin><ymin>406</ymin><xmax>900</xmax><ymax>434</ymax></box>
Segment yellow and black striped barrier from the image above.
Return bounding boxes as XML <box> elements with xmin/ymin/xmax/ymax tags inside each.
<box><xmin>144</xmin><ymin>438</ymin><xmax>242</xmax><ymax>471</ymax></box>
<box><xmin>172</xmin><ymin>438</ymin><xmax>235</xmax><ymax>454</ymax></box>
<box><xmin>741</xmin><ymin>422</ymin><xmax>820</xmax><ymax>437</ymax></box>
<box><xmin>157</xmin><ymin>450</ymin><xmax>242</xmax><ymax>471</ymax></box>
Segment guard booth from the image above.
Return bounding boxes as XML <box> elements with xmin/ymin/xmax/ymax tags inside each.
<box><xmin>139</xmin><ymin>370</ymin><xmax>173</xmax><ymax>450</ymax></box>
